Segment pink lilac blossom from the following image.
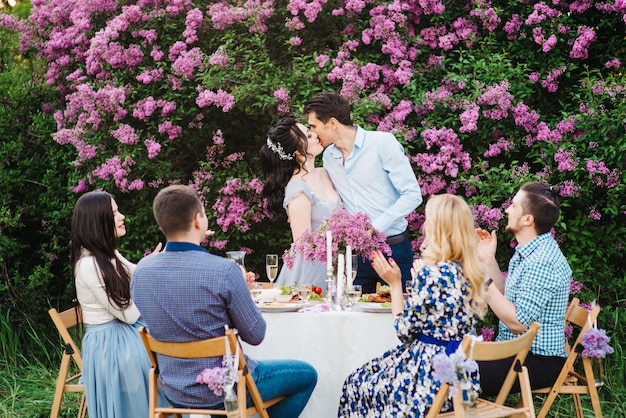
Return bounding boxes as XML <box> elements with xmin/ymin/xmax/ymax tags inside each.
<box><xmin>158</xmin><ymin>121</ymin><xmax>182</xmax><ymax>140</ymax></box>
<box><xmin>459</xmin><ymin>102</ymin><xmax>479</xmax><ymax>133</ymax></box>
<box><xmin>315</xmin><ymin>54</ymin><xmax>330</xmax><ymax>67</ymax></box>
<box><xmin>183</xmin><ymin>8</ymin><xmax>203</xmax><ymax>44</ymax></box>
<box><xmin>71</xmin><ymin>179</ymin><xmax>89</xmax><ymax>193</ymax></box>
<box><xmin>426</xmin><ymin>55</ymin><xmax>444</xmax><ymax>69</ymax></box>
<box><xmin>196</xmin><ymin>89</ymin><xmax>235</xmax><ymax>111</ymax></box>
<box><xmin>558</xmin><ymin>180</ymin><xmax>581</xmax><ymax>197</ymax></box>
<box><xmin>542</xmin><ymin>34</ymin><xmax>557</xmax><ymax>52</ymax></box>
<box><xmin>570</xmin><ymin>277</ymin><xmax>583</xmax><ymax>294</ymax></box>
<box><xmin>172</xmin><ymin>47</ymin><xmax>204</xmax><ymax>78</ymax></box>
<box><xmin>477</xmin><ymin>81</ymin><xmax>513</xmax><ymax>120</ymax></box>
<box><xmin>605</xmin><ymin>58</ymin><xmax>621</xmax><ymax>68</ymax></box>
<box><xmin>110</xmin><ymin>123</ymin><xmax>138</xmax><ymax>145</ymax></box>
<box><xmin>570</xmin><ymin>26</ymin><xmax>596</xmax><ymax>59</ymax></box>
<box><xmin>541</xmin><ymin>66</ymin><xmax>567</xmax><ymax>92</ymax></box>
<box><xmin>582</xmin><ymin>327</ymin><xmax>614</xmax><ymax>358</ymax></box>
<box><xmin>144</xmin><ymin>138</ymin><xmax>161</xmax><ymax>159</ymax></box>
<box><xmin>503</xmin><ymin>14</ymin><xmax>522</xmax><ymax>40</ymax></box>
<box><xmin>479</xmin><ymin>327</ymin><xmax>495</xmax><ymax>342</ymax></box>
<box><xmin>472</xmin><ymin>204</ymin><xmax>503</xmax><ymax>230</ymax></box>
<box><xmin>588</xmin><ymin>207</ymin><xmax>601</xmax><ymax>220</ymax></box>
<box><xmin>529</xmin><ymin>72</ymin><xmax>540</xmax><ymax>82</ymax></box>
<box><xmin>136</xmin><ymin>68</ymin><xmax>164</xmax><ymax>84</ymax></box>
<box><xmin>209</xmin><ymin>49</ymin><xmax>229</xmax><ymax>68</ymax></box>
<box><xmin>284</xmin><ymin>209</ymin><xmax>390</xmax><ymax>269</ymax></box>
<box><xmin>273</xmin><ymin>87</ymin><xmax>291</xmax><ymax>114</ymax></box>
<box><xmin>554</xmin><ymin>148</ymin><xmax>578</xmax><ymax>172</ymax></box>
<box><xmin>484</xmin><ymin>137</ymin><xmax>514</xmax><ymax>158</ymax></box>
<box><xmin>432</xmin><ymin>351</ymin><xmax>478</xmax><ymax>396</ymax></box>
<box><xmin>414</xmin><ymin>127</ymin><xmax>471</xmax><ymax>178</ymax></box>
<box><xmin>289</xmin><ymin>37</ymin><xmax>302</xmax><ymax>46</ymax></box>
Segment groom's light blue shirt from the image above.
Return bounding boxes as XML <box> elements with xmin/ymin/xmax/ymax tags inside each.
<box><xmin>323</xmin><ymin>126</ymin><xmax>422</xmax><ymax>236</ymax></box>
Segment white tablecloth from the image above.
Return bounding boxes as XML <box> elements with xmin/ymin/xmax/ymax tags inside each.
<box><xmin>242</xmin><ymin>309</ymin><xmax>400</xmax><ymax>418</ymax></box>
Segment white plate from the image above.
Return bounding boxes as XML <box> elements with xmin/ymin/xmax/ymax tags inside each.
<box><xmin>259</xmin><ymin>303</ymin><xmax>304</xmax><ymax>312</ymax></box>
<box><xmin>355</xmin><ymin>302</ymin><xmax>392</xmax><ymax>313</ymax></box>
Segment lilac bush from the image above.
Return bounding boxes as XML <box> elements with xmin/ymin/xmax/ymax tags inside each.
<box><xmin>3</xmin><ymin>0</ymin><xmax>624</xmax><ymax>295</ymax></box>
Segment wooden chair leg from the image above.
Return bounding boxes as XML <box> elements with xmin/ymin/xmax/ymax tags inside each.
<box><xmin>573</xmin><ymin>393</ymin><xmax>583</xmax><ymax>418</ymax></box>
<box><xmin>582</xmin><ymin>358</ymin><xmax>603</xmax><ymax>418</ymax></box>
<box><xmin>50</xmin><ymin>353</ymin><xmax>72</xmax><ymax>418</ymax></box>
<box><xmin>78</xmin><ymin>392</ymin><xmax>87</xmax><ymax>418</ymax></box>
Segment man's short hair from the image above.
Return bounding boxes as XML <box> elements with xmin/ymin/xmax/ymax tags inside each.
<box><xmin>304</xmin><ymin>92</ymin><xmax>353</xmax><ymax>126</ymax></box>
<box><xmin>520</xmin><ymin>181</ymin><xmax>561</xmax><ymax>235</ymax></box>
<box><xmin>153</xmin><ymin>185</ymin><xmax>204</xmax><ymax>237</ymax></box>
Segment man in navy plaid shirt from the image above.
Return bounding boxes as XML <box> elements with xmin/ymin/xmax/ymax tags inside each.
<box><xmin>476</xmin><ymin>181</ymin><xmax>571</xmax><ymax>395</ymax></box>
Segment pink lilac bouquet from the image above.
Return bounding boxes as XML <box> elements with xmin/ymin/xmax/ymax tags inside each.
<box><xmin>196</xmin><ymin>354</ymin><xmax>238</xmax><ymax>396</ymax></box>
<box><xmin>581</xmin><ymin>327</ymin><xmax>614</xmax><ymax>358</ymax></box>
<box><xmin>432</xmin><ymin>350</ymin><xmax>479</xmax><ymax>397</ymax></box>
<box><xmin>283</xmin><ymin>209</ymin><xmax>391</xmax><ymax>269</ymax></box>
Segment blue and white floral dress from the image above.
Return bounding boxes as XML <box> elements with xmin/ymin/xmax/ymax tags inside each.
<box><xmin>338</xmin><ymin>261</ymin><xmax>480</xmax><ymax>417</ymax></box>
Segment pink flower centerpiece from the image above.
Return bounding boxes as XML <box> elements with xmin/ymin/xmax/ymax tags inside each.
<box><xmin>283</xmin><ymin>209</ymin><xmax>391</xmax><ymax>269</ymax></box>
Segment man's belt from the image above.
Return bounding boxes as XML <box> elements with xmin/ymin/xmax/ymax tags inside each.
<box><xmin>385</xmin><ymin>230</ymin><xmax>410</xmax><ymax>246</ymax></box>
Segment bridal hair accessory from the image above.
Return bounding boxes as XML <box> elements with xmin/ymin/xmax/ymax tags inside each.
<box><xmin>266</xmin><ymin>137</ymin><xmax>293</xmax><ymax>160</ymax></box>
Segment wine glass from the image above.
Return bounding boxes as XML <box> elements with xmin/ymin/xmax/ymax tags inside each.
<box><xmin>226</xmin><ymin>251</ymin><xmax>246</xmax><ymax>269</ymax></box>
<box><xmin>266</xmin><ymin>254</ymin><xmax>279</xmax><ymax>288</ymax></box>
<box><xmin>250</xmin><ymin>282</ymin><xmax>263</xmax><ymax>304</ymax></box>
<box><xmin>297</xmin><ymin>284</ymin><xmax>312</xmax><ymax>304</ymax></box>
<box><xmin>345</xmin><ymin>284</ymin><xmax>362</xmax><ymax>310</ymax></box>
<box><xmin>351</xmin><ymin>255</ymin><xmax>358</xmax><ymax>282</ymax></box>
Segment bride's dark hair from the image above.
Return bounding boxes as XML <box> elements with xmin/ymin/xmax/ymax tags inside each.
<box><xmin>260</xmin><ymin>116</ymin><xmax>309</xmax><ymax>219</ymax></box>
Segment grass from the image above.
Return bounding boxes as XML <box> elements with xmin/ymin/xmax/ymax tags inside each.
<box><xmin>1</xmin><ymin>308</ymin><xmax>624</xmax><ymax>418</ymax></box>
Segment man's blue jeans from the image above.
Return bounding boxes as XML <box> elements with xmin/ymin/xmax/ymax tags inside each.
<box><xmin>354</xmin><ymin>239</ymin><xmax>413</xmax><ymax>293</ymax></box>
<box><xmin>248</xmin><ymin>359</ymin><xmax>317</xmax><ymax>417</ymax></box>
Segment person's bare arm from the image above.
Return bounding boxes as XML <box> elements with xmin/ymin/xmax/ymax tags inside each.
<box><xmin>476</xmin><ymin>228</ymin><xmax>505</xmax><ymax>293</ymax></box>
<box><xmin>287</xmin><ymin>193</ymin><xmax>313</xmax><ymax>241</ymax></box>
<box><xmin>370</xmin><ymin>251</ymin><xmax>405</xmax><ymax>315</ymax></box>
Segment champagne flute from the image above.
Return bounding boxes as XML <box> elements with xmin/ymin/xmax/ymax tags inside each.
<box><xmin>266</xmin><ymin>254</ymin><xmax>279</xmax><ymax>288</ymax></box>
<box><xmin>351</xmin><ymin>254</ymin><xmax>358</xmax><ymax>281</ymax></box>
<box><xmin>297</xmin><ymin>284</ymin><xmax>312</xmax><ymax>304</ymax></box>
<box><xmin>345</xmin><ymin>284</ymin><xmax>362</xmax><ymax>310</ymax></box>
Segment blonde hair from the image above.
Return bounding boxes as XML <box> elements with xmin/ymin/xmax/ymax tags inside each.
<box><xmin>419</xmin><ymin>194</ymin><xmax>488</xmax><ymax>318</ymax></box>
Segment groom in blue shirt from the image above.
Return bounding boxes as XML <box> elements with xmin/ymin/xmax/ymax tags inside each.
<box><xmin>304</xmin><ymin>92</ymin><xmax>423</xmax><ymax>293</ymax></box>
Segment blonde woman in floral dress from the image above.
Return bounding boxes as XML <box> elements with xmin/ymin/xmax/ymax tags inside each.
<box><xmin>338</xmin><ymin>194</ymin><xmax>489</xmax><ymax>417</ymax></box>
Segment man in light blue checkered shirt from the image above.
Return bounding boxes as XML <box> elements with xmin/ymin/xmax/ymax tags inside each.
<box><xmin>476</xmin><ymin>181</ymin><xmax>571</xmax><ymax>396</ymax></box>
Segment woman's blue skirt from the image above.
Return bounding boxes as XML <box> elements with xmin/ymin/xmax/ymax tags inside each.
<box><xmin>82</xmin><ymin>318</ymin><xmax>153</xmax><ymax>418</ymax></box>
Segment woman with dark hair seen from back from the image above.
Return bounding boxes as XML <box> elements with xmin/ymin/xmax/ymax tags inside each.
<box><xmin>71</xmin><ymin>191</ymin><xmax>163</xmax><ymax>417</ymax></box>
<box><xmin>260</xmin><ymin>116</ymin><xmax>341</xmax><ymax>292</ymax></box>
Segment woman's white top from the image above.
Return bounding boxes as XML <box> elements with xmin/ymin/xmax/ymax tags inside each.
<box><xmin>75</xmin><ymin>248</ymin><xmax>140</xmax><ymax>325</ymax></box>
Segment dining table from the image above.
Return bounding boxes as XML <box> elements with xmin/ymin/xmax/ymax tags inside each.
<box><xmin>240</xmin><ymin>305</ymin><xmax>401</xmax><ymax>418</ymax></box>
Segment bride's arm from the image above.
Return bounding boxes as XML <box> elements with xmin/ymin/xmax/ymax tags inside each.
<box><xmin>286</xmin><ymin>193</ymin><xmax>312</xmax><ymax>241</ymax></box>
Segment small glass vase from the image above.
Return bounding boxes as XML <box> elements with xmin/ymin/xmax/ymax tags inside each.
<box><xmin>223</xmin><ymin>384</ymin><xmax>239</xmax><ymax>416</ymax></box>
<box><xmin>591</xmin><ymin>357</ymin><xmax>605</xmax><ymax>387</ymax></box>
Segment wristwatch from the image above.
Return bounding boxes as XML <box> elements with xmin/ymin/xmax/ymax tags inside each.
<box><xmin>485</xmin><ymin>278</ymin><xmax>493</xmax><ymax>289</ymax></box>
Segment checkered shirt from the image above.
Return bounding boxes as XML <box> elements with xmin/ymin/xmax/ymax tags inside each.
<box><xmin>497</xmin><ymin>233</ymin><xmax>571</xmax><ymax>357</ymax></box>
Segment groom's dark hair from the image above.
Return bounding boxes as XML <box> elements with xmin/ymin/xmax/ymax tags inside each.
<box><xmin>304</xmin><ymin>92</ymin><xmax>353</xmax><ymax>126</ymax></box>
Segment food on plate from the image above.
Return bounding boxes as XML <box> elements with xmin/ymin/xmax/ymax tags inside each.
<box><xmin>381</xmin><ymin>302</ymin><xmax>392</xmax><ymax>308</ymax></box>
<box><xmin>359</xmin><ymin>286</ymin><xmax>392</xmax><ymax>303</ymax></box>
<box><xmin>279</xmin><ymin>285</ymin><xmax>293</xmax><ymax>295</ymax></box>
<box><xmin>311</xmin><ymin>286</ymin><xmax>323</xmax><ymax>296</ymax></box>
<box><xmin>309</xmin><ymin>292</ymin><xmax>323</xmax><ymax>301</ymax></box>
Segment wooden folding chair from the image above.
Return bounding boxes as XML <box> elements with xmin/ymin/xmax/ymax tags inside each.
<box><xmin>48</xmin><ymin>307</ymin><xmax>87</xmax><ymax>418</ymax></box>
<box><xmin>426</xmin><ymin>322</ymin><xmax>540</xmax><ymax>418</ymax></box>
<box><xmin>532</xmin><ymin>297</ymin><xmax>602</xmax><ymax>418</ymax></box>
<box><xmin>139</xmin><ymin>326</ymin><xmax>284</xmax><ymax>418</ymax></box>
